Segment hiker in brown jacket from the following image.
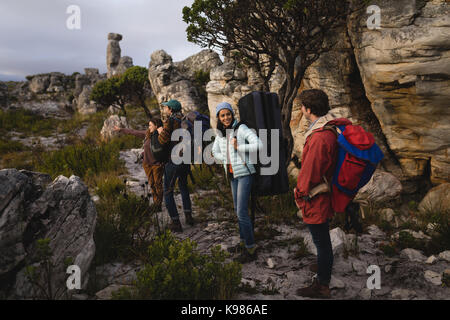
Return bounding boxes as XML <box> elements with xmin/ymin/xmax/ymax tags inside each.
<box><xmin>113</xmin><ymin>118</ymin><xmax>164</xmax><ymax>211</ymax></box>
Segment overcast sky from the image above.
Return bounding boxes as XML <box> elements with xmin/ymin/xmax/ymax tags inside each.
<box><xmin>0</xmin><ymin>0</ymin><xmax>218</xmax><ymax>81</ymax></box>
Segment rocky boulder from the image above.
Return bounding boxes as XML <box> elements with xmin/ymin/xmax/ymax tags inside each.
<box><xmin>348</xmin><ymin>0</ymin><xmax>450</xmax><ymax>184</ymax></box>
<box><xmin>206</xmin><ymin>61</ymin><xmax>258</xmax><ymax>128</ymax></box>
<box><xmin>174</xmin><ymin>49</ymin><xmax>222</xmax><ymax>80</ymax></box>
<box><xmin>75</xmin><ymin>85</ymin><xmax>97</xmax><ymax>115</ymax></box>
<box><xmin>354</xmin><ymin>170</ymin><xmax>403</xmax><ymax>204</ymax></box>
<box><xmin>148</xmin><ymin>50</ymin><xmax>209</xmax><ymax>114</ymax></box>
<box><xmin>28</xmin><ymin>74</ymin><xmax>51</xmax><ymax>94</ymax></box>
<box><xmin>0</xmin><ymin>169</ymin><xmax>97</xmax><ymax>299</ymax></box>
<box><xmin>100</xmin><ymin>115</ymin><xmax>128</xmax><ymax>142</ymax></box>
<box><xmin>418</xmin><ymin>183</ymin><xmax>450</xmax><ymax>213</ymax></box>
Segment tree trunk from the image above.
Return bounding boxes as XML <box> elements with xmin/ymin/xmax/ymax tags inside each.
<box><xmin>139</xmin><ymin>95</ymin><xmax>152</xmax><ymax>119</ymax></box>
<box><xmin>279</xmin><ymin>65</ymin><xmax>306</xmax><ymax>167</ymax></box>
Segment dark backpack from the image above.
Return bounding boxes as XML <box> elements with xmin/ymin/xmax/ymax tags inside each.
<box><xmin>237</xmin><ymin>91</ymin><xmax>289</xmax><ymax>197</ymax></box>
<box><xmin>150</xmin><ymin>131</ymin><xmax>170</xmax><ymax>163</ymax></box>
<box><xmin>175</xmin><ymin>111</ymin><xmax>211</xmax><ymax>163</ymax></box>
<box><xmin>237</xmin><ymin>91</ymin><xmax>290</xmax><ymax>231</ymax></box>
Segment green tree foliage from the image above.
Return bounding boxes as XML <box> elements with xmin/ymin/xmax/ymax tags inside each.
<box><xmin>90</xmin><ymin>76</ymin><xmax>126</xmax><ymax>115</ymax></box>
<box><xmin>90</xmin><ymin>66</ymin><xmax>152</xmax><ymax>118</ymax></box>
<box><xmin>183</xmin><ymin>0</ymin><xmax>352</xmax><ymax>164</ymax></box>
<box><xmin>119</xmin><ymin>66</ymin><xmax>152</xmax><ymax>119</ymax></box>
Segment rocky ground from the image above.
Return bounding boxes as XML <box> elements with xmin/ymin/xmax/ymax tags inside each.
<box><xmin>92</xmin><ymin>149</ymin><xmax>450</xmax><ymax>300</ymax></box>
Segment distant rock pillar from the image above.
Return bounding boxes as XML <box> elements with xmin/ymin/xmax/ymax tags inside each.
<box><xmin>107</xmin><ymin>33</ymin><xmax>123</xmax><ymax>78</ymax></box>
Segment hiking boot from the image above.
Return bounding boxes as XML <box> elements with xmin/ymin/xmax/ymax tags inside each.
<box><xmin>168</xmin><ymin>219</ymin><xmax>183</xmax><ymax>233</ymax></box>
<box><xmin>296</xmin><ymin>278</ymin><xmax>331</xmax><ymax>299</ymax></box>
<box><xmin>235</xmin><ymin>247</ymin><xmax>257</xmax><ymax>264</ymax></box>
<box><xmin>184</xmin><ymin>211</ymin><xmax>195</xmax><ymax>226</ymax></box>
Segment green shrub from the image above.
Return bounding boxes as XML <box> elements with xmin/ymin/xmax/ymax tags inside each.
<box><xmin>258</xmin><ymin>176</ymin><xmax>299</xmax><ymax>225</ymax></box>
<box><xmin>0</xmin><ymin>108</ymin><xmax>57</xmax><ymax>137</ymax></box>
<box><xmin>114</xmin><ymin>231</ymin><xmax>242</xmax><ymax>299</ymax></box>
<box><xmin>379</xmin><ymin>242</ymin><xmax>398</xmax><ymax>257</ymax></box>
<box><xmin>0</xmin><ymin>138</ymin><xmax>25</xmax><ymax>153</ymax></box>
<box><xmin>416</xmin><ymin>205</ymin><xmax>450</xmax><ymax>254</ymax></box>
<box><xmin>1</xmin><ymin>151</ymin><xmax>35</xmax><ymax>170</ymax></box>
<box><xmin>94</xmin><ymin>174</ymin><xmax>126</xmax><ymax>200</ymax></box>
<box><xmin>94</xmin><ymin>191</ymin><xmax>155</xmax><ymax>265</ymax></box>
<box><xmin>187</xmin><ymin>164</ymin><xmax>221</xmax><ymax>191</ymax></box>
<box><xmin>35</xmin><ymin>140</ymin><xmax>123</xmax><ymax>179</ymax></box>
<box><xmin>396</xmin><ymin>231</ymin><xmax>422</xmax><ymax>250</ymax></box>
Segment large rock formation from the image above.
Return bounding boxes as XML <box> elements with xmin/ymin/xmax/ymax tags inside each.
<box><xmin>0</xmin><ymin>169</ymin><xmax>97</xmax><ymax>299</ymax></box>
<box><xmin>174</xmin><ymin>49</ymin><xmax>223</xmax><ymax>80</ymax></box>
<box><xmin>107</xmin><ymin>33</ymin><xmax>133</xmax><ymax>78</ymax></box>
<box><xmin>72</xmin><ymin>68</ymin><xmax>105</xmax><ymax>115</ymax></box>
<box><xmin>148</xmin><ymin>49</ymin><xmax>221</xmax><ymax>114</ymax></box>
<box><xmin>204</xmin><ymin>0</ymin><xmax>450</xmax><ymax>190</ymax></box>
<box><xmin>206</xmin><ymin>57</ymin><xmax>259</xmax><ymax>128</ymax></box>
<box><xmin>347</xmin><ymin>0</ymin><xmax>450</xmax><ymax>184</ymax></box>
<box><xmin>2</xmin><ymin>68</ymin><xmax>106</xmax><ymax>118</ymax></box>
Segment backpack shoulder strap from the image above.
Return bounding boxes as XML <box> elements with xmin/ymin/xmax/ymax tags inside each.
<box><xmin>322</xmin><ymin>124</ymin><xmax>341</xmax><ymax>138</ymax></box>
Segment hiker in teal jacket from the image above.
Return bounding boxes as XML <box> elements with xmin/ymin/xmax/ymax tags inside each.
<box><xmin>212</xmin><ymin>102</ymin><xmax>263</xmax><ymax>263</ymax></box>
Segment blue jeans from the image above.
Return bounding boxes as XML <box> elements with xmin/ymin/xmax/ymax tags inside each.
<box><xmin>307</xmin><ymin>221</ymin><xmax>333</xmax><ymax>286</ymax></box>
<box><xmin>164</xmin><ymin>162</ymin><xmax>192</xmax><ymax>221</ymax></box>
<box><xmin>230</xmin><ymin>174</ymin><xmax>255</xmax><ymax>249</ymax></box>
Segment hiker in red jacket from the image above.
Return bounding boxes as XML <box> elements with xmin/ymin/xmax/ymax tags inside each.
<box><xmin>294</xmin><ymin>89</ymin><xmax>351</xmax><ymax>299</ymax></box>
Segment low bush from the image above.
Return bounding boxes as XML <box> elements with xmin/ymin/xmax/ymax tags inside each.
<box><xmin>113</xmin><ymin>231</ymin><xmax>242</xmax><ymax>299</ymax></box>
<box><xmin>35</xmin><ymin>141</ymin><xmax>123</xmax><ymax>180</ymax></box>
<box><xmin>416</xmin><ymin>205</ymin><xmax>450</xmax><ymax>255</ymax></box>
<box><xmin>0</xmin><ymin>108</ymin><xmax>57</xmax><ymax>137</ymax></box>
<box><xmin>0</xmin><ymin>138</ymin><xmax>25</xmax><ymax>153</ymax></box>
<box><xmin>94</xmin><ymin>189</ymin><xmax>156</xmax><ymax>265</ymax></box>
<box><xmin>258</xmin><ymin>176</ymin><xmax>299</xmax><ymax>225</ymax></box>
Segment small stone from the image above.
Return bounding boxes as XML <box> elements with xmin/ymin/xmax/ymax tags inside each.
<box><xmin>385</xmin><ymin>265</ymin><xmax>392</xmax><ymax>273</ymax></box>
<box><xmin>427</xmin><ymin>223</ymin><xmax>438</xmax><ymax>233</ymax></box>
<box><xmin>359</xmin><ymin>288</ymin><xmax>372</xmax><ymax>300</ymax></box>
<box><xmin>400</xmin><ymin>248</ymin><xmax>426</xmax><ymax>262</ymax></box>
<box><xmin>204</xmin><ymin>222</ymin><xmax>220</xmax><ymax>233</ymax></box>
<box><xmin>367</xmin><ymin>225</ymin><xmax>386</xmax><ymax>239</ymax></box>
<box><xmin>391</xmin><ymin>289</ymin><xmax>416</xmax><ymax>300</ymax></box>
<box><xmin>380</xmin><ymin>208</ymin><xmax>395</xmax><ymax>222</ymax></box>
<box><xmin>266</xmin><ymin>258</ymin><xmax>275</xmax><ymax>269</ymax></box>
<box><xmin>329</xmin><ymin>276</ymin><xmax>345</xmax><ymax>289</ymax></box>
<box><xmin>95</xmin><ymin>284</ymin><xmax>132</xmax><ymax>300</ymax></box>
<box><xmin>241</xmin><ymin>278</ymin><xmax>256</xmax><ymax>288</ymax></box>
<box><xmin>352</xmin><ymin>260</ymin><xmax>368</xmax><ymax>276</ymax></box>
<box><xmin>424</xmin><ymin>270</ymin><xmax>442</xmax><ymax>286</ymax></box>
<box><xmin>438</xmin><ymin>251</ymin><xmax>450</xmax><ymax>262</ymax></box>
<box><xmin>425</xmin><ymin>255</ymin><xmax>437</xmax><ymax>265</ymax></box>
<box><xmin>392</xmin><ymin>229</ymin><xmax>431</xmax><ymax>241</ymax></box>
<box><xmin>71</xmin><ymin>293</ymin><xmax>89</xmax><ymax>300</ymax></box>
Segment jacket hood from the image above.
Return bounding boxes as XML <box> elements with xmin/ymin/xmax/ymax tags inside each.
<box><xmin>304</xmin><ymin>112</ymin><xmax>349</xmax><ymax>140</ymax></box>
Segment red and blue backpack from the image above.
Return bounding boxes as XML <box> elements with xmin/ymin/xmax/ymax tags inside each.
<box><xmin>325</xmin><ymin>123</ymin><xmax>384</xmax><ymax>212</ymax></box>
